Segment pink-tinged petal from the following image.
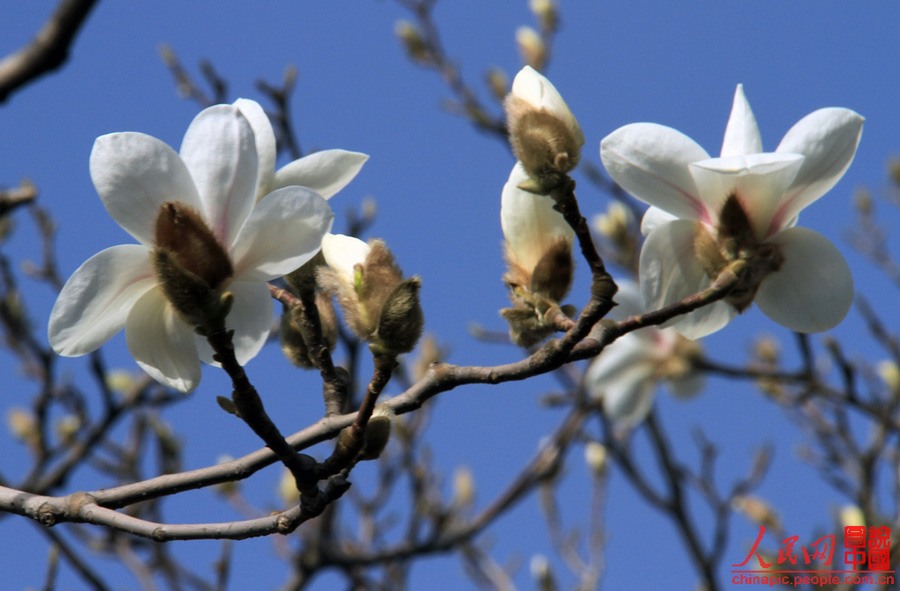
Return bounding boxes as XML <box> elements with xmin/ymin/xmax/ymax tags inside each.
<box><xmin>720</xmin><ymin>84</ymin><xmax>762</xmax><ymax>158</ymax></box>
<box><xmin>272</xmin><ymin>150</ymin><xmax>369</xmax><ymax>200</ymax></box>
<box><xmin>195</xmin><ymin>280</ymin><xmax>273</xmax><ymax>367</ymax></box>
<box><xmin>49</xmin><ymin>245</ymin><xmax>156</xmax><ymax>356</ymax></box>
<box><xmin>501</xmin><ymin>163</ymin><xmax>574</xmax><ymax>271</ymax></box>
<box><xmin>234</xmin><ymin>98</ymin><xmax>278</xmax><ymax>200</ymax></box>
<box><xmin>640</xmin><ymin>206</ymin><xmax>678</xmax><ymax>236</ymax></box>
<box><xmin>601</xmin><ymin>123</ymin><xmax>711</xmax><ymax>222</ymax></box>
<box><xmin>230</xmin><ymin>186</ymin><xmax>334</xmax><ymax>281</ymax></box>
<box><xmin>755</xmin><ymin>227</ymin><xmax>853</xmax><ymax>333</ymax></box>
<box><xmin>510</xmin><ymin>66</ymin><xmax>584</xmax><ymax>146</ymax></box>
<box><xmin>772</xmin><ymin>108</ymin><xmax>864</xmax><ymax>231</ymax></box>
<box><xmin>321</xmin><ymin>233</ymin><xmax>370</xmax><ymax>282</ymax></box>
<box><xmin>688</xmin><ymin>153</ymin><xmax>803</xmax><ymax>239</ymax></box>
<box><xmin>126</xmin><ymin>288</ymin><xmax>201</xmax><ymax>392</ymax></box>
<box><xmin>180</xmin><ymin>104</ymin><xmax>258</xmax><ymax>247</ymax></box>
<box><xmin>640</xmin><ymin>220</ymin><xmax>736</xmax><ymax>339</ymax></box>
<box><xmin>586</xmin><ymin>335</ymin><xmax>656</xmax><ymax>428</ymax></box>
<box><xmin>90</xmin><ymin>133</ymin><xmax>201</xmax><ymax>246</ymax></box>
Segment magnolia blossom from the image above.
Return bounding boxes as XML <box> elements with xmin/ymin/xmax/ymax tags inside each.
<box><xmin>501</xmin><ymin>162</ymin><xmax>575</xmax><ymax>277</ymax></box>
<box><xmin>49</xmin><ymin>104</ymin><xmax>334</xmax><ymax>391</ymax></box>
<box><xmin>505</xmin><ymin>66</ymin><xmax>584</xmax><ymax>188</ymax></box>
<box><xmin>233</xmin><ymin>98</ymin><xmax>368</xmax><ymax>203</ymax></box>
<box><xmin>585</xmin><ymin>282</ymin><xmax>703</xmax><ymax>428</ymax></box>
<box><xmin>600</xmin><ymin>85</ymin><xmax>863</xmax><ymax>338</ymax></box>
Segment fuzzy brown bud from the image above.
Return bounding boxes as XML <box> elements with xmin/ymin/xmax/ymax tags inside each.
<box><xmin>153</xmin><ymin>202</ymin><xmax>233</xmax><ymax>325</ymax></box>
<box><xmin>530</xmin><ymin>237</ymin><xmax>573</xmax><ymax>302</ymax></box>
<box><xmin>374</xmin><ymin>277</ymin><xmax>424</xmax><ymax>355</ymax></box>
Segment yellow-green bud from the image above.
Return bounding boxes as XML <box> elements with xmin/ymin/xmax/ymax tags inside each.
<box><xmin>452</xmin><ymin>465</ymin><xmax>475</xmax><ymax>507</ymax></box>
<box><xmin>515</xmin><ymin>26</ymin><xmax>546</xmax><ymax>71</ymax></box>
<box><xmin>360</xmin><ymin>404</ymin><xmax>395</xmax><ymax>461</ymax></box>
<box><xmin>584</xmin><ymin>441</ymin><xmax>608</xmax><ymax>477</ymax></box>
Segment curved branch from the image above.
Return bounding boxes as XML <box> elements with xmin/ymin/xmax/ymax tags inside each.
<box><xmin>0</xmin><ymin>0</ymin><xmax>99</xmax><ymax>103</ymax></box>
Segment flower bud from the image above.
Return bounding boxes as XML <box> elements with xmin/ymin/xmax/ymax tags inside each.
<box><xmin>485</xmin><ymin>67</ymin><xmax>509</xmax><ymax>101</ymax></box>
<box><xmin>153</xmin><ymin>202</ymin><xmax>233</xmax><ymax>326</ymax></box>
<box><xmin>395</xmin><ymin>20</ymin><xmax>430</xmax><ymax>64</ymax></box>
<box><xmin>504</xmin><ymin>67</ymin><xmax>584</xmax><ymax>190</ymax></box>
<box><xmin>7</xmin><ymin>407</ymin><xmax>38</xmax><ymax>445</ymax></box>
<box><xmin>515</xmin><ymin>26</ymin><xmax>546</xmax><ymax>71</ymax></box>
<box><xmin>732</xmin><ymin>495</ymin><xmax>780</xmax><ymax>532</ymax></box>
<box><xmin>878</xmin><ymin>360</ymin><xmax>900</xmax><ymax>398</ymax></box>
<box><xmin>279</xmin><ymin>293</ymin><xmax>338</xmax><ymax>368</ymax></box>
<box><xmin>839</xmin><ymin>504</ymin><xmax>865</xmax><ymax>529</ymax></box>
<box><xmin>529</xmin><ymin>0</ymin><xmax>559</xmax><ymax>31</ymax></box>
<box><xmin>278</xmin><ymin>468</ymin><xmax>300</xmax><ymax>506</ymax></box>
<box><xmin>584</xmin><ymin>441</ymin><xmax>608</xmax><ymax>477</ymax></box>
<box><xmin>54</xmin><ymin>415</ymin><xmax>81</xmax><ymax>445</ymax></box>
<box><xmin>359</xmin><ymin>404</ymin><xmax>394</xmax><ymax>461</ymax></box>
<box><xmin>452</xmin><ymin>466</ymin><xmax>475</xmax><ymax>507</ymax></box>
<box><xmin>530</xmin><ymin>555</ymin><xmax>557</xmax><ymax>591</ymax></box>
<box><xmin>319</xmin><ymin>235</ymin><xmax>424</xmax><ymax>355</ymax></box>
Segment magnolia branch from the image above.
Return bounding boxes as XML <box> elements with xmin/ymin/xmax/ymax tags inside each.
<box><xmin>0</xmin><ymin>0</ymin><xmax>99</xmax><ymax>103</ymax></box>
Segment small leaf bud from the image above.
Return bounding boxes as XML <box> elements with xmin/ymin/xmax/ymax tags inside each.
<box><xmin>485</xmin><ymin>67</ymin><xmax>509</xmax><ymax>101</ymax></box>
<box><xmin>395</xmin><ymin>20</ymin><xmax>430</xmax><ymax>64</ymax></box>
<box><xmin>7</xmin><ymin>407</ymin><xmax>38</xmax><ymax>445</ymax></box>
<box><xmin>277</xmin><ymin>468</ymin><xmax>300</xmax><ymax>506</ymax></box>
<box><xmin>529</xmin><ymin>0</ymin><xmax>559</xmax><ymax>31</ymax></box>
<box><xmin>452</xmin><ymin>465</ymin><xmax>475</xmax><ymax>507</ymax></box>
<box><xmin>217</xmin><ymin>396</ymin><xmax>239</xmax><ymax>416</ymax></box>
<box><xmin>839</xmin><ymin>504</ymin><xmax>865</xmax><ymax>529</ymax></box>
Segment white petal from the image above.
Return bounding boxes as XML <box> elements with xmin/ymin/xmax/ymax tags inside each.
<box><xmin>586</xmin><ymin>336</ymin><xmax>657</xmax><ymax>427</ymax></box>
<box><xmin>126</xmin><ymin>287</ymin><xmax>201</xmax><ymax>392</ymax></box>
<box><xmin>322</xmin><ymin>233</ymin><xmax>371</xmax><ymax>282</ymax></box>
<box><xmin>272</xmin><ymin>150</ymin><xmax>369</xmax><ymax>200</ymax></box>
<box><xmin>640</xmin><ymin>220</ymin><xmax>737</xmax><ymax>339</ymax></box>
<box><xmin>773</xmin><ymin>108</ymin><xmax>864</xmax><ymax>231</ymax></box>
<box><xmin>230</xmin><ymin>186</ymin><xmax>334</xmax><ymax>281</ymax></box>
<box><xmin>180</xmin><ymin>104</ymin><xmax>258</xmax><ymax>247</ymax></box>
<box><xmin>601</xmin><ymin>123</ymin><xmax>711</xmax><ymax>222</ymax></box>
<box><xmin>500</xmin><ymin>163</ymin><xmax>574</xmax><ymax>271</ymax></box>
<box><xmin>49</xmin><ymin>245</ymin><xmax>156</xmax><ymax>356</ymax></box>
<box><xmin>90</xmin><ymin>133</ymin><xmax>201</xmax><ymax>246</ymax></box>
<box><xmin>640</xmin><ymin>206</ymin><xmax>678</xmax><ymax>236</ymax></box>
<box><xmin>195</xmin><ymin>281</ymin><xmax>273</xmax><ymax>367</ymax></box>
<box><xmin>234</xmin><ymin>98</ymin><xmax>277</xmax><ymax>200</ymax></box>
<box><xmin>688</xmin><ymin>153</ymin><xmax>803</xmax><ymax>239</ymax></box>
<box><xmin>720</xmin><ymin>84</ymin><xmax>762</xmax><ymax>158</ymax></box>
<box><xmin>755</xmin><ymin>227</ymin><xmax>853</xmax><ymax>333</ymax></box>
<box><xmin>510</xmin><ymin>66</ymin><xmax>584</xmax><ymax>146</ymax></box>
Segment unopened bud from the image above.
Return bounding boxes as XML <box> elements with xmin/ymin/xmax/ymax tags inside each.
<box><xmin>395</xmin><ymin>20</ymin><xmax>430</xmax><ymax>63</ymax></box>
<box><xmin>854</xmin><ymin>189</ymin><xmax>873</xmax><ymax>216</ymax></box>
<box><xmin>485</xmin><ymin>67</ymin><xmax>509</xmax><ymax>101</ymax></box>
<box><xmin>584</xmin><ymin>441</ymin><xmax>608</xmax><ymax>477</ymax></box>
<box><xmin>889</xmin><ymin>158</ymin><xmax>900</xmax><ymax>187</ymax></box>
<box><xmin>516</xmin><ymin>26</ymin><xmax>546</xmax><ymax>71</ymax></box>
<box><xmin>7</xmin><ymin>407</ymin><xmax>37</xmax><ymax>444</ymax></box>
<box><xmin>732</xmin><ymin>495</ymin><xmax>780</xmax><ymax>531</ymax></box>
<box><xmin>106</xmin><ymin>370</ymin><xmax>137</xmax><ymax>397</ymax></box>
<box><xmin>529</xmin><ymin>0</ymin><xmax>558</xmax><ymax>31</ymax></box>
<box><xmin>54</xmin><ymin>415</ymin><xmax>81</xmax><ymax>444</ymax></box>
<box><xmin>360</xmin><ymin>404</ymin><xmax>394</xmax><ymax>460</ymax></box>
<box><xmin>285</xmin><ymin>250</ymin><xmax>326</xmax><ymax>295</ymax></box>
<box><xmin>839</xmin><ymin>504</ymin><xmax>865</xmax><ymax>529</ymax></box>
<box><xmin>452</xmin><ymin>466</ymin><xmax>475</xmax><ymax>507</ymax></box>
<box><xmin>878</xmin><ymin>360</ymin><xmax>900</xmax><ymax>397</ymax></box>
<box><xmin>754</xmin><ymin>336</ymin><xmax>780</xmax><ymax>365</ymax></box>
<box><xmin>530</xmin><ymin>555</ymin><xmax>556</xmax><ymax>591</ymax></box>
<box><xmin>278</xmin><ymin>468</ymin><xmax>300</xmax><ymax>506</ymax></box>
<box><xmin>505</xmin><ymin>67</ymin><xmax>583</xmax><ymax>191</ymax></box>
<box><xmin>374</xmin><ymin>277</ymin><xmax>424</xmax><ymax>355</ymax></box>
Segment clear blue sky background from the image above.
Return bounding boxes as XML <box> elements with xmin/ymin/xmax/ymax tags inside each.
<box><xmin>2</xmin><ymin>2</ymin><xmax>900</xmax><ymax>589</ymax></box>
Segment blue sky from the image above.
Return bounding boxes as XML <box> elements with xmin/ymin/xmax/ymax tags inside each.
<box><xmin>2</xmin><ymin>2</ymin><xmax>900</xmax><ymax>589</ymax></box>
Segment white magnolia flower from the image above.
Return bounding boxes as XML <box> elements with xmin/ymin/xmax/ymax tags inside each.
<box><xmin>585</xmin><ymin>282</ymin><xmax>703</xmax><ymax>428</ymax></box>
<box><xmin>501</xmin><ymin>162</ymin><xmax>574</xmax><ymax>275</ymax></box>
<box><xmin>600</xmin><ymin>84</ymin><xmax>863</xmax><ymax>338</ymax></box>
<box><xmin>233</xmin><ymin>98</ymin><xmax>368</xmax><ymax>203</ymax></box>
<box><xmin>49</xmin><ymin>104</ymin><xmax>334</xmax><ymax>392</ymax></box>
